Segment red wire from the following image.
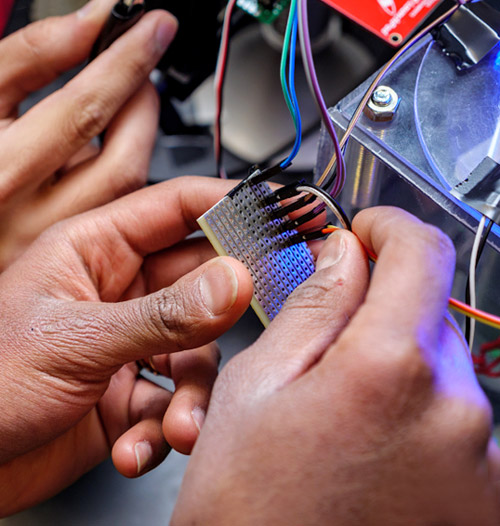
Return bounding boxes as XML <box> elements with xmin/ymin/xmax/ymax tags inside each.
<box><xmin>322</xmin><ymin>226</ymin><xmax>500</xmax><ymax>331</ymax></box>
<box><xmin>214</xmin><ymin>0</ymin><xmax>238</xmax><ymax>179</ymax></box>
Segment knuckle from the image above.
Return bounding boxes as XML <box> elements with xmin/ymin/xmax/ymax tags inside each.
<box><xmin>284</xmin><ymin>277</ymin><xmax>345</xmax><ymax>316</ymax></box>
<box><xmin>63</xmin><ymin>91</ymin><xmax>107</xmax><ymax>144</ymax></box>
<box><xmin>438</xmin><ymin>399</ymin><xmax>492</xmax><ymax>451</ymax></box>
<box><xmin>145</xmin><ymin>287</ymin><xmax>198</xmax><ymax>350</ymax></box>
<box><xmin>381</xmin><ymin>336</ymin><xmax>435</xmax><ymax>395</ymax></box>
<box><xmin>341</xmin><ymin>332</ymin><xmax>435</xmax><ymax>416</ymax></box>
<box><xmin>419</xmin><ymin>224</ymin><xmax>455</xmax><ymax>261</ymax></box>
<box><xmin>19</xmin><ymin>20</ymin><xmax>48</xmax><ymax>62</ymax></box>
<box><xmin>17</xmin><ymin>19</ymin><xmax>62</xmax><ymax>81</ymax></box>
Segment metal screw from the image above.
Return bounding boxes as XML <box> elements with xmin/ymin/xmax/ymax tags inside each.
<box><xmin>364</xmin><ymin>86</ymin><xmax>401</xmax><ymax>122</ymax></box>
<box><xmin>371</xmin><ymin>87</ymin><xmax>393</xmax><ymax>106</ymax></box>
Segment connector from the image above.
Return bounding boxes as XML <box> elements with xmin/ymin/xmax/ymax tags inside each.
<box><xmin>451</xmin><ymin>156</ymin><xmax>500</xmax><ymax>223</ymax></box>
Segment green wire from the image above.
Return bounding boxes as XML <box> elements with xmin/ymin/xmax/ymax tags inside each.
<box><xmin>280</xmin><ymin>0</ymin><xmax>298</xmax><ymax>129</ymax></box>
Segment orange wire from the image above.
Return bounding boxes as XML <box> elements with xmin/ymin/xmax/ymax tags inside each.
<box><xmin>321</xmin><ymin>226</ymin><xmax>500</xmax><ymax>330</ymax></box>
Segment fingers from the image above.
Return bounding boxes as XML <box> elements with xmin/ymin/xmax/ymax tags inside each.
<box><xmin>0</xmin><ymin>0</ymin><xmax>117</xmax><ymax>117</ymax></box>
<box><xmin>65</xmin><ymin>177</ymin><xmax>238</xmax><ymax>277</ymax></box>
<box><xmin>342</xmin><ymin>207</ymin><xmax>456</xmax><ymax>352</ymax></box>
<box><xmin>60</xmin><ymin>257</ymin><xmax>253</xmax><ymax>371</ymax></box>
<box><xmin>111</xmin><ymin>345</ymin><xmax>220</xmax><ymax>472</ymax></box>
<box><xmin>39</xmin><ymin>81</ymin><xmax>159</xmax><ymax>219</ymax></box>
<box><xmin>0</xmin><ymin>10</ymin><xmax>177</xmax><ymax>196</ymax></box>
<box><xmin>112</xmin><ymin>377</ymin><xmax>172</xmax><ymax>478</ymax></box>
<box><xmin>162</xmin><ymin>344</ymin><xmax>220</xmax><ymax>454</ymax></box>
<box><xmin>220</xmin><ymin>229</ymin><xmax>369</xmax><ymax>397</ymax></box>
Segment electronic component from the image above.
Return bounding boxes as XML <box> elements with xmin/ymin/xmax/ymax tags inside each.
<box><xmin>451</xmin><ymin>157</ymin><xmax>500</xmax><ymax>224</ymax></box>
<box><xmin>197</xmin><ymin>172</ymin><xmax>315</xmax><ymax>327</ymax></box>
<box><xmin>318</xmin><ymin>0</ymin><xmax>443</xmax><ymax>46</ymax></box>
<box><xmin>236</xmin><ymin>0</ymin><xmax>291</xmax><ymax>24</ymax></box>
<box><xmin>432</xmin><ymin>2</ymin><xmax>500</xmax><ymax>71</ymax></box>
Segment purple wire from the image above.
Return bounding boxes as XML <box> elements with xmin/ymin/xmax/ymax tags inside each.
<box><xmin>298</xmin><ymin>0</ymin><xmax>345</xmax><ymax>197</ymax></box>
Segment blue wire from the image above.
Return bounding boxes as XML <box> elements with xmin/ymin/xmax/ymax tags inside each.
<box><xmin>281</xmin><ymin>11</ymin><xmax>302</xmax><ymax>169</ymax></box>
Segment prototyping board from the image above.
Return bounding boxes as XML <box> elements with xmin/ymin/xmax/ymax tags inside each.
<box><xmin>236</xmin><ymin>0</ymin><xmax>291</xmax><ymax>24</ymax></box>
<box><xmin>198</xmin><ymin>180</ymin><xmax>315</xmax><ymax>326</ymax></box>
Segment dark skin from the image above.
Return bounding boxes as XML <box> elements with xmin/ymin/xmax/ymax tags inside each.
<box><xmin>0</xmin><ymin>177</ymin><xmax>254</xmax><ymax>516</ymax></box>
<box><xmin>173</xmin><ymin>207</ymin><xmax>500</xmax><ymax>526</ymax></box>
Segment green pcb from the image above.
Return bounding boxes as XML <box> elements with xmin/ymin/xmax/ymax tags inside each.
<box><xmin>236</xmin><ymin>0</ymin><xmax>291</xmax><ymax>23</ymax></box>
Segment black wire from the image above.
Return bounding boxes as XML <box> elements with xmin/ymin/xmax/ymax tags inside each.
<box><xmin>465</xmin><ymin>218</ymin><xmax>494</xmax><ymax>344</ymax></box>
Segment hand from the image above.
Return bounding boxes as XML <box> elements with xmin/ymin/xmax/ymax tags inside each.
<box><xmin>0</xmin><ymin>0</ymin><xmax>177</xmax><ymax>269</ymax></box>
<box><xmin>173</xmin><ymin>207</ymin><xmax>500</xmax><ymax>526</ymax></box>
<box><xmin>0</xmin><ymin>176</ymin><xmax>254</xmax><ymax>516</ymax></box>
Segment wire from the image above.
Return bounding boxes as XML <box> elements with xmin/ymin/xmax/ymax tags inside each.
<box><xmin>295</xmin><ymin>184</ymin><xmax>351</xmax><ymax>230</ymax></box>
<box><xmin>316</xmin><ymin>2</ymin><xmax>463</xmax><ymax>190</ymax></box>
<box><xmin>468</xmin><ymin>216</ymin><xmax>487</xmax><ymax>350</ymax></box>
<box><xmin>280</xmin><ymin>0</ymin><xmax>302</xmax><ymax>168</ymax></box>
<box><xmin>464</xmin><ymin>218</ymin><xmax>493</xmax><ymax>343</ymax></box>
<box><xmin>297</xmin><ymin>0</ymin><xmax>345</xmax><ymax>197</ymax></box>
<box><xmin>449</xmin><ymin>298</ymin><xmax>500</xmax><ymax>332</ymax></box>
<box><xmin>322</xmin><ymin>224</ymin><xmax>500</xmax><ymax>331</ymax></box>
<box><xmin>214</xmin><ymin>0</ymin><xmax>238</xmax><ymax>179</ymax></box>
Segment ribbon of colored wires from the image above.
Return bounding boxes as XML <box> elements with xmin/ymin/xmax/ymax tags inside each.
<box><xmin>214</xmin><ymin>0</ymin><xmax>237</xmax><ymax>179</ymax></box>
<box><xmin>280</xmin><ymin>0</ymin><xmax>302</xmax><ymax>169</ymax></box>
<box><xmin>297</xmin><ymin>0</ymin><xmax>345</xmax><ymax>197</ymax></box>
<box><xmin>315</xmin><ymin>2</ymin><xmax>463</xmax><ymax>191</ymax></box>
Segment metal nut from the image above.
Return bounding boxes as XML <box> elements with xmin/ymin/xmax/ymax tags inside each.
<box><xmin>364</xmin><ymin>86</ymin><xmax>401</xmax><ymax>122</ymax></box>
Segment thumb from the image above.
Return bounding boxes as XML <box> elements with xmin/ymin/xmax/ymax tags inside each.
<box><xmin>62</xmin><ymin>257</ymin><xmax>253</xmax><ymax>372</ymax></box>
<box><xmin>224</xmin><ymin>230</ymin><xmax>370</xmax><ymax>397</ymax></box>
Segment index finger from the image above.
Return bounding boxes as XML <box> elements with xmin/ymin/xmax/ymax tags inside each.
<box><xmin>0</xmin><ymin>0</ymin><xmax>116</xmax><ymax>118</ymax></box>
<box><xmin>1</xmin><ymin>10</ymin><xmax>177</xmax><ymax>193</ymax></box>
<box><xmin>346</xmin><ymin>206</ymin><xmax>456</xmax><ymax>348</ymax></box>
<box><xmin>65</xmin><ymin>176</ymin><xmax>238</xmax><ymax>255</ymax></box>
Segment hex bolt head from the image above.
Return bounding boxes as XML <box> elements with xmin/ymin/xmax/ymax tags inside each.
<box><xmin>364</xmin><ymin>85</ymin><xmax>401</xmax><ymax>122</ymax></box>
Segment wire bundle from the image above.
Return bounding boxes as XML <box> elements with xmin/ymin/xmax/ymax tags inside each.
<box><xmin>213</xmin><ymin>0</ymin><xmax>499</xmax><ymax>335</ymax></box>
<box><xmin>280</xmin><ymin>0</ymin><xmax>302</xmax><ymax>168</ymax></box>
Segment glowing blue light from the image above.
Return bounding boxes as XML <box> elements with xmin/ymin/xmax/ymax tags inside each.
<box><xmin>492</xmin><ymin>46</ymin><xmax>500</xmax><ymax>71</ymax></box>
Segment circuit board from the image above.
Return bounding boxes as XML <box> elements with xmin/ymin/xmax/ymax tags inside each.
<box><xmin>198</xmin><ymin>179</ymin><xmax>315</xmax><ymax>326</ymax></box>
<box><xmin>236</xmin><ymin>0</ymin><xmax>291</xmax><ymax>24</ymax></box>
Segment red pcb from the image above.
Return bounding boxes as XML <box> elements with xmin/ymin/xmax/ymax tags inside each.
<box><xmin>320</xmin><ymin>0</ymin><xmax>444</xmax><ymax>46</ymax></box>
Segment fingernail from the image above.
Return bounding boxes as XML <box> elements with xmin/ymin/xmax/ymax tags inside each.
<box><xmin>316</xmin><ymin>231</ymin><xmax>346</xmax><ymax>271</ymax></box>
<box><xmin>191</xmin><ymin>407</ymin><xmax>206</xmax><ymax>435</ymax></box>
<box><xmin>155</xmin><ymin>17</ymin><xmax>177</xmax><ymax>55</ymax></box>
<box><xmin>134</xmin><ymin>440</ymin><xmax>153</xmax><ymax>475</ymax></box>
<box><xmin>199</xmin><ymin>260</ymin><xmax>238</xmax><ymax>316</ymax></box>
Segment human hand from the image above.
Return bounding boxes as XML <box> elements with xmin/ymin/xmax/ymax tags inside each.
<box><xmin>0</xmin><ymin>0</ymin><xmax>177</xmax><ymax>269</ymax></box>
<box><xmin>173</xmin><ymin>207</ymin><xmax>500</xmax><ymax>526</ymax></box>
<box><xmin>0</xmin><ymin>176</ymin><xmax>254</xmax><ymax>516</ymax></box>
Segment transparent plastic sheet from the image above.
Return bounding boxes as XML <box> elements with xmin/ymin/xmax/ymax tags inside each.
<box><xmin>415</xmin><ymin>41</ymin><xmax>500</xmax><ymax>189</ymax></box>
<box><xmin>315</xmin><ymin>35</ymin><xmax>500</xmax><ymax>395</ymax></box>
